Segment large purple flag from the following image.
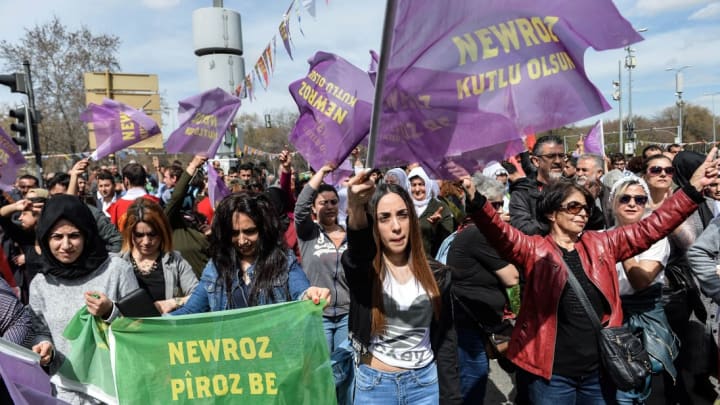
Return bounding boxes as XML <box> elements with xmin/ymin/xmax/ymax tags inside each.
<box><xmin>206</xmin><ymin>163</ymin><xmax>230</xmax><ymax>208</ymax></box>
<box><xmin>0</xmin><ymin>127</ymin><xmax>27</xmax><ymax>192</ymax></box>
<box><xmin>165</xmin><ymin>88</ymin><xmax>241</xmax><ymax>157</ymax></box>
<box><xmin>583</xmin><ymin>120</ymin><xmax>605</xmax><ymax>155</ymax></box>
<box><xmin>375</xmin><ymin>0</ymin><xmax>642</xmax><ymax>177</ymax></box>
<box><xmin>80</xmin><ymin>99</ymin><xmax>161</xmax><ymax>161</ymax></box>
<box><xmin>288</xmin><ymin>52</ymin><xmax>374</xmax><ymax>182</ymax></box>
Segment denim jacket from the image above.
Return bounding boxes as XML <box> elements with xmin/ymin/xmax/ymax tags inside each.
<box><xmin>171</xmin><ymin>250</ymin><xmax>309</xmax><ymax>315</ymax></box>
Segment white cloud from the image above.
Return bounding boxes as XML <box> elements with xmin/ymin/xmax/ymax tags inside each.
<box><xmin>689</xmin><ymin>2</ymin><xmax>720</xmax><ymax>19</ymax></box>
<box><xmin>142</xmin><ymin>0</ymin><xmax>181</xmax><ymax>10</ymax></box>
<box><xmin>633</xmin><ymin>0</ymin><xmax>710</xmax><ymax>15</ymax></box>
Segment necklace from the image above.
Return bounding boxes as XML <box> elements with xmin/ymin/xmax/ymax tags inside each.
<box><xmin>130</xmin><ymin>255</ymin><xmax>160</xmax><ymax>276</ymax></box>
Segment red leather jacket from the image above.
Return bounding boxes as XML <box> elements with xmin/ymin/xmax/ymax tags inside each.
<box><xmin>468</xmin><ymin>187</ymin><xmax>701</xmax><ymax>379</ymax></box>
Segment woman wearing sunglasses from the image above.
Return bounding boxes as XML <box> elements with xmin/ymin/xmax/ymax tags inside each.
<box><xmin>294</xmin><ymin>164</ymin><xmax>352</xmax><ymax>404</ymax></box>
<box><xmin>608</xmin><ymin>176</ymin><xmax>678</xmax><ymax>403</ymax></box>
<box><xmin>460</xmin><ymin>147</ymin><xmax>718</xmax><ymax>404</ymax></box>
<box><xmin>119</xmin><ymin>198</ymin><xmax>198</xmax><ymax>314</ymax></box>
<box><xmin>642</xmin><ymin>154</ymin><xmax>675</xmax><ymax>210</ymax></box>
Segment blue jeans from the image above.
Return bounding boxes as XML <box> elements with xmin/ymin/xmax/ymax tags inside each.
<box><xmin>456</xmin><ymin>326</ymin><xmax>489</xmax><ymax>403</ymax></box>
<box><xmin>323</xmin><ymin>315</ymin><xmax>353</xmax><ymax>405</ymax></box>
<box><xmin>517</xmin><ymin>369</ymin><xmax>616</xmax><ymax>405</ymax></box>
<box><xmin>354</xmin><ymin>361</ymin><xmax>439</xmax><ymax>405</ymax></box>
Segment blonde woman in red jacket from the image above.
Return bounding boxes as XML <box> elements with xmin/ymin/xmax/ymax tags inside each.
<box><xmin>461</xmin><ymin>148</ymin><xmax>718</xmax><ymax>404</ymax></box>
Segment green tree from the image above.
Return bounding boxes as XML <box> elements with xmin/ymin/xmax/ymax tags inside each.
<box><xmin>0</xmin><ymin>16</ymin><xmax>120</xmax><ymax>155</ymax></box>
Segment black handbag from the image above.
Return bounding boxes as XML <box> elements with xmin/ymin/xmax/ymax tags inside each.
<box><xmin>562</xmin><ymin>259</ymin><xmax>652</xmax><ymax>392</ymax></box>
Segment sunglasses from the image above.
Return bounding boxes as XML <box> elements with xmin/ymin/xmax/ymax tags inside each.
<box><xmin>490</xmin><ymin>201</ymin><xmax>504</xmax><ymax>210</ymax></box>
<box><xmin>133</xmin><ymin>231</ymin><xmax>158</xmax><ymax>239</ymax></box>
<box><xmin>559</xmin><ymin>201</ymin><xmax>592</xmax><ymax>216</ymax></box>
<box><xmin>318</xmin><ymin>198</ymin><xmax>339</xmax><ymax>207</ymax></box>
<box><xmin>536</xmin><ymin>153</ymin><xmax>567</xmax><ymax>161</ymax></box>
<box><xmin>647</xmin><ymin>166</ymin><xmax>675</xmax><ymax>176</ymax></box>
<box><xmin>618</xmin><ymin>194</ymin><xmax>648</xmax><ymax>206</ymax></box>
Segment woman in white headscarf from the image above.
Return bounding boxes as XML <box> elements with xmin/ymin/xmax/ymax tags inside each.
<box><xmin>407</xmin><ymin>167</ymin><xmax>454</xmax><ymax>258</ymax></box>
<box><xmin>383</xmin><ymin>168</ymin><xmax>408</xmax><ymax>191</ymax></box>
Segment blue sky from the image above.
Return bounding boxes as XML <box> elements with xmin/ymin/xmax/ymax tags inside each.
<box><xmin>0</xmin><ymin>0</ymin><xmax>718</xmax><ymax>138</ymax></box>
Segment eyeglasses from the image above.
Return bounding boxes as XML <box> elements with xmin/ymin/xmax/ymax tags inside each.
<box><xmin>536</xmin><ymin>153</ymin><xmax>567</xmax><ymax>161</ymax></box>
<box><xmin>647</xmin><ymin>166</ymin><xmax>675</xmax><ymax>176</ymax></box>
<box><xmin>618</xmin><ymin>194</ymin><xmax>648</xmax><ymax>206</ymax></box>
<box><xmin>490</xmin><ymin>201</ymin><xmax>504</xmax><ymax>210</ymax></box>
<box><xmin>559</xmin><ymin>201</ymin><xmax>592</xmax><ymax>216</ymax></box>
<box><xmin>318</xmin><ymin>199</ymin><xmax>339</xmax><ymax>207</ymax></box>
<box><xmin>133</xmin><ymin>231</ymin><xmax>158</xmax><ymax>239</ymax></box>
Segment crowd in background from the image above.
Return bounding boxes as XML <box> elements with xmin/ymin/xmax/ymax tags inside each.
<box><xmin>1</xmin><ymin>137</ymin><xmax>720</xmax><ymax>404</ymax></box>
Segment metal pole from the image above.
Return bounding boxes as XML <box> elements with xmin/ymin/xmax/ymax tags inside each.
<box><xmin>713</xmin><ymin>95</ymin><xmax>717</xmax><ymax>144</ymax></box>
<box><xmin>618</xmin><ymin>61</ymin><xmax>623</xmax><ymax>155</ymax></box>
<box><xmin>365</xmin><ymin>0</ymin><xmax>398</xmax><ymax>168</ymax></box>
<box><xmin>678</xmin><ymin>94</ymin><xmax>684</xmax><ymax>144</ymax></box>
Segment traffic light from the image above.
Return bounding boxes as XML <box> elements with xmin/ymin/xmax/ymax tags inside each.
<box><xmin>9</xmin><ymin>104</ymin><xmax>32</xmax><ymax>153</ymax></box>
<box><xmin>0</xmin><ymin>73</ymin><xmax>27</xmax><ymax>94</ymax></box>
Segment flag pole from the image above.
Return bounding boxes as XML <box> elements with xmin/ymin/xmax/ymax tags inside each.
<box><xmin>365</xmin><ymin>0</ymin><xmax>398</xmax><ymax>169</ymax></box>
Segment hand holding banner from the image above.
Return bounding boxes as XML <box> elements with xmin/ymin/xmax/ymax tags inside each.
<box><xmin>165</xmin><ymin>88</ymin><xmax>241</xmax><ymax>157</ymax></box>
<box><xmin>81</xmin><ymin>99</ymin><xmax>161</xmax><ymax>161</ymax></box>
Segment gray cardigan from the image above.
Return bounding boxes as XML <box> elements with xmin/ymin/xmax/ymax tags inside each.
<box><xmin>119</xmin><ymin>251</ymin><xmax>199</xmax><ymax>299</ymax></box>
<box><xmin>687</xmin><ymin>216</ymin><xmax>720</xmax><ymax>303</ymax></box>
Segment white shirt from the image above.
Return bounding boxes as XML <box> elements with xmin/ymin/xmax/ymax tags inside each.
<box><xmin>616</xmin><ymin>237</ymin><xmax>670</xmax><ymax>296</ymax></box>
<box><xmin>369</xmin><ymin>271</ymin><xmax>434</xmax><ymax>369</ymax></box>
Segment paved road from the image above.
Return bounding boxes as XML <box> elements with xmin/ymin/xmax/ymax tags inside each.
<box><xmin>484</xmin><ymin>361</ymin><xmax>719</xmax><ymax>404</ymax></box>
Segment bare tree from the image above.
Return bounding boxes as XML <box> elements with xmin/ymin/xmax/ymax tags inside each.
<box><xmin>0</xmin><ymin>16</ymin><xmax>120</xmax><ymax>155</ymax></box>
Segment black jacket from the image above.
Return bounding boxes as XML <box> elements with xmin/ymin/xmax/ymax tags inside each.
<box><xmin>509</xmin><ymin>178</ymin><xmax>548</xmax><ymax>235</ymax></box>
<box><xmin>342</xmin><ymin>224</ymin><xmax>462</xmax><ymax>405</ymax></box>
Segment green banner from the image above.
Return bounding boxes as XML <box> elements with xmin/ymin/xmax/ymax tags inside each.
<box><xmin>109</xmin><ymin>301</ymin><xmax>334</xmax><ymax>404</ymax></box>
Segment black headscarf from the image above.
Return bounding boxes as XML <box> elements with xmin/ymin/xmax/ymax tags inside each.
<box><xmin>36</xmin><ymin>194</ymin><xmax>109</xmax><ymax>279</ymax></box>
<box><xmin>673</xmin><ymin>150</ymin><xmax>714</xmax><ymax>228</ymax></box>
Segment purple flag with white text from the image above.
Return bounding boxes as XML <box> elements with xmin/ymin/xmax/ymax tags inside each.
<box><xmin>81</xmin><ymin>99</ymin><xmax>161</xmax><ymax>161</ymax></box>
<box><xmin>0</xmin><ymin>127</ymin><xmax>27</xmax><ymax>192</ymax></box>
<box><xmin>206</xmin><ymin>163</ymin><xmax>230</xmax><ymax>208</ymax></box>
<box><xmin>288</xmin><ymin>52</ymin><xmax>374</xmax><ymax>183</ymax></box>
<box><xmin>583</xmin><ymin>120</ymin><xmax>605</xmax><ymax>155</ymax></box>
<box><xmin>165</xmin><ymin>88</ymin><xmax>241</xmax><ymax>157</ymax></box>
<box><xmin>375</xmin><ymin>0</ymin><xmax>642</xmax><ymax>177</ymax></box>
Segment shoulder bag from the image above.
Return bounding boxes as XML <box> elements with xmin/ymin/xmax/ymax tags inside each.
<box><xmin>562</xmin><ymin>258</ymin><xmax>651</xmax><ymax>392</ymax></box>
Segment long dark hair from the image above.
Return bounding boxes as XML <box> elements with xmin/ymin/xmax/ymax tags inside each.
<box><xmin>210</xmin><ymin>192</ymin><xmax>288</xmax><ymax>306</ymax></box>
<box><xmin>368</xmin><ymin>184</ymin><xmax>441</xmax><ymax>335</ymax></box>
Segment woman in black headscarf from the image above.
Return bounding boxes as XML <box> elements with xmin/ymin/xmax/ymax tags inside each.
<box><xmin>28</xmin><ymin>195</ymin><xmax>138</xmax><ymax>404</ymax></box>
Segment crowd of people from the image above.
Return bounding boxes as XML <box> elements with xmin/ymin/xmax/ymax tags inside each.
<box><xmin>1</xmin><ymin>137</ymin><xmax>720</xmax><ymax>404</ymax></box>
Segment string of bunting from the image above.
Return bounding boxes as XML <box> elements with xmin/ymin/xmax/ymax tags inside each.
<box><xmin>234</xmin><ymin>0</ymin><xmax>330</xmax><ymax>101</ymax></box>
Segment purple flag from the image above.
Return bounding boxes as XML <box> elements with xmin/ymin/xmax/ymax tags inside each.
<box><xmin>0</xmin><ymin>338</ymin><xmax>67</xmax><ymax>404</ymax></box>
<box><xmin>206</xmin><ymin>163</ymin><xmax>230</xmax><ymax>208</ymax></box>
<box><xmin>375</xmin><ymin>0</ymin><xmax>642</xmax><ymax>178</ymax></box>
<box><xmin>583</xmin><ymin>120</ymin><xmax>605</xmax><ymax>155</ymax></box>
<box><xmin>81</xmin><ymin>99</ymin><xmax>161</xmax><ymax>161</ymax></box>
<box><xmin>368</xmin><ymin>50</ymin><xmax>379</xmax><ymax>85</ymax></box>
<box><xmin>0</xmin><ymin>127</ymin><xmax>27</xmax><ymax>192</ymax></box>
<box><xmin>165</xmin><ymin>88</ymin><xmax>241</xmax><ymax>157</ymax></box>
<box><xmin>288</xmin><ymin>52</ymin><xmax>374</xmax><ymax>183</ymax></box>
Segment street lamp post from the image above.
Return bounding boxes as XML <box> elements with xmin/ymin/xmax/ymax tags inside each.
<box><xmin>705</xmin><ymin>92</ymin><xmax>720</xmax><ymax>145</ymax></box>
<box><xmin>666</xmin><ymin>66</ymin><xmax>692</xmax><ymax>144</ymax></box>
<box><xmin>612</xmin><ymin>61</ymin><xmax>623</xmax><ymax>154</ymax></box>
<box><xmin>623</xmin><ymin>28</ymin><xmax>647</xmax><ymax>156</ymax></box>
